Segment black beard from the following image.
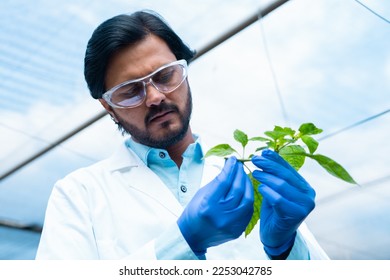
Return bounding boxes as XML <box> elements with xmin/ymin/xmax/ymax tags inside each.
<box><xmin>114</xmin><ymin>88</ymin><xmax>192</xmax><ymax>149</ymax></box>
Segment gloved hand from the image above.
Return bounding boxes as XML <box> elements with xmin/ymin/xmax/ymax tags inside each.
<box><xmin>251</xmin><ymin>149</ymin><xmax>316</xmax><ymax>258</ymax></box>
<box><xmin>177</xmin><ymin>156</ymin><xmax>254</xmax><ymax>256</ymax></box>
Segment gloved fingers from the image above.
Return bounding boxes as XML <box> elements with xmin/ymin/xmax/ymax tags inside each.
<box><xmin>234</xmin><ymin>167</ymin><xmax>255</xmax><ymax>221</ymax></box>
<box><xmin>258</xmin><ymin>184</ymin><xmax>282</xmax><ymax>206</ymax></box>
<box><xmin>209</xmin><ymin>156</ymin><xmax>239</xmax><ymax>200</ymax></box>
<box><xmin>223</xmin><ymin>162</ymin><xmax>254</xmax><ymax>208</ymax></box>
<box><xmin>259</xmin><ymin>184</ymin><xmax>314</xmax><ymax>221</ymax></box>
<box><xmin>251</xmin><ymin>154</ymin><xmax>311</xmax><ymax>193</ymax></box>
<box><xmin>252</xmin><ymin>170</ymin><xmax>315</xmax><ymax>201</ymax></box>
<box><xmin>223</xmin><ymin>169</ymin><xmax>255</xmax><ymax>237</ymax></box>
<box><xmin>241</xmin><ymin>171</ymin><xmax>255</xmax><ymax>209</ymax></box>
<box><xmin>257</xmin><ymin>183</ymin><xmax>302</xmax><ymax>216</ymax></box>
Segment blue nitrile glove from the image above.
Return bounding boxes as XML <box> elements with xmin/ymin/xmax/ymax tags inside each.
<box><xmin>177</xmin><ymin>156</ymin><xmax>254</xmax><ymax>256</ymax></box>
<box><xmin>251</xmin><ymin>149</ymin><xmax>316</xmax><ymax>258</ymax></box>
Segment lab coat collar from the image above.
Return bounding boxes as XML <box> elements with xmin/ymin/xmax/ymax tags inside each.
<box><xmin>106</xmin><ymin>140</ymin><xmax>141</xmax><ymax>171</ymax></box>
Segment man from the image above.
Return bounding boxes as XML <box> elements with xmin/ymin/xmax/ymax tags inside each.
<box><xmin>36</xmin><ymin>10</ymin><xmax>329</xmax><ymax>260</ymax></box>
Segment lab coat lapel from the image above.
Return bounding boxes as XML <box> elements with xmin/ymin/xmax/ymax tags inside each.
<box><xmin>107</xmin><ymin>143</ymin><xmax>183</xmax><ymax>217</ymax></box>
<box><xmin>126</xmin><ymin>163</ymin><xmax>184</xmax><ymax>217</ymax></box>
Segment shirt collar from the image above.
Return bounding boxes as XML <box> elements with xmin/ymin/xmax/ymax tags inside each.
<box><xmin>125</xmin><ymin>134</ymin><xmax>204</xmax><ymax>167</ymax></box>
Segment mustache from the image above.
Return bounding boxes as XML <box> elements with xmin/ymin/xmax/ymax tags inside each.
<box><xmin>145</xmin><ymin>103</ymin><xmax>179</xmax><ymax>124</ymax></box>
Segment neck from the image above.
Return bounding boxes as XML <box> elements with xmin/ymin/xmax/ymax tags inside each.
<box><xmin>167</xmin><ymin>127</ymin><xmax>194</xmax><ymax>168</ymax></box>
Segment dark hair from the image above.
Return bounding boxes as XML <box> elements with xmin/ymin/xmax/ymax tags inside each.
<box><xmin>84</xmin><ymin>10</ymin><xmax>196</xmax><ymax>99</ymax></box>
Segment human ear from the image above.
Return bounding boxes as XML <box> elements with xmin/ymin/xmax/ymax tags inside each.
<box><xmin>99</xmin><ymin>99</ymin><xmax>118</xmax><ymax>123</ymax></box>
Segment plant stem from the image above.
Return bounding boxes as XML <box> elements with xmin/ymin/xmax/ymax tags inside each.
<box><xmin>237</xmin><ymin>158</ymin><xmax>252</xmax><ymax>163</ymax></box>
<box><xmin>242</xmin><ymin>162</ymin><xmax>253</xmax><ymax>174</ymax></box>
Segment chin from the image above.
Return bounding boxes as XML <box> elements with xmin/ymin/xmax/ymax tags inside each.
<box><xmin>150</xmin><ymin>124</ymin><xmax>189</xmax><ymax>148</ymax></box>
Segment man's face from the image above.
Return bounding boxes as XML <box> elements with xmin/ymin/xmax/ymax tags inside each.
<box><xmin>101</xmin><ymin>35</ymin><xmax>192</xmax><ymax>149</ymax></box>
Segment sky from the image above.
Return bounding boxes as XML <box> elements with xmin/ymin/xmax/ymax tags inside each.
<box><xmin>0</xmin><ymin>0</ymin><xmax>389</xmax><ymax>259</ymax></box>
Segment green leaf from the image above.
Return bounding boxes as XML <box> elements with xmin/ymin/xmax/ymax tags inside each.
<box><xmin>264</xmin><ymin>131</ymin><xmax>287</xmax><ymax>141</ymax></box>
<box><xmin>249</xmin><ymin>136</ymin><xmax>271</xmax><ymax>142</ymax></box>
<box><xmin>306</xmin><ymin>154</ymin><xmax>357</xmax><ymax>184</ymax></box>
<box><xmin>279</xmin><ymin>145</ymin><xmax>306</xmax><ymax>171</ymax></box>
<box><xmin>301</xmin><ymin>135</ymin><xmax>319</xmax><ymax>154</ymax></box>
<box><xmin>264</xmin><ymin>126</ymin><xmax>295</xmax><ymax>140</ymax></box>
<box><xmin>233</xmin><ymin>129</ymin><xmax>248</xmax><ymax>148</ymax></box>
<box><xmin>277</xmin><ymin>126</ymin><xmax>295</xmax><ymax>137</ymax></box>
<box><xmin>275</xmin><ymin>137</ymin><xmax>293</xmax><ymax>149</ymax></box>
<box><xmin>203</xmin><ymin>144</ymin><xmax>237</xmax><ymax>158</ymax></box>
<box><xmin>266</xmin><ymin>141</ymin><xmax>276</xmax><ymax>150</ymax></box>
<box><xmin>245</xmin><ymin>172</ymin><xmax>262</xmax><ymax>237</ymax></box>
<box><xmin>250</xmin><ymin>136</ymin><xmax>275</xmax><ymax>151</ymax></box>
<box><xmin>298</xmin><ymin>123</ymin><xmax>323</xmax><ymax>135</ymax></box>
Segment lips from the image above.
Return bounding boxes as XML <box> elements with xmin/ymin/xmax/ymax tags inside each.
<box><xmin>148</xmin><ymin>110</ymin><xmax>175</xmax><ymax>123</ymax></box>
<box><xmin>145</xmin><ymin>103</ymin><xmax>179</xmax><ymax>125</ymax></box>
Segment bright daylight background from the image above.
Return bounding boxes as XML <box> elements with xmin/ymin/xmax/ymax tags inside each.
<box><xmin>0</xmin><ymin>0</ymin><xmax>389</xmax><ymax>259</ymax></box>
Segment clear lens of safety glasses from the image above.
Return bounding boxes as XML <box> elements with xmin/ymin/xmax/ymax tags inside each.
<box><xmin>102</xmin><ymin>59</ymin><xmax>188</xmax><ymax>108</ymax></box>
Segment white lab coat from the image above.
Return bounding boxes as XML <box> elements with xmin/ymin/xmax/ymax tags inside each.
<box><xmin>36</xmin><ymin>142</ymin><xmax>329</xmax><ymax>260</ymax></box>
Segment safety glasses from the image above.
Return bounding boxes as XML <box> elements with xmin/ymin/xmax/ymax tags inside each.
<box><xmin>102</xmin><ymin>59</ymin><xmax>188</xmax><ymax>108</ymax></box>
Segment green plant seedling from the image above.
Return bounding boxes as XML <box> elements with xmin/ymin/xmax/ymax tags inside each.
<box><xmin>204</xmin><ymin>122</ymin><xmax>357</xmax><ymax>236</ymax></box>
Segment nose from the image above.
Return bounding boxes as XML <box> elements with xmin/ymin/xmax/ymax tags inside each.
<box><xmin>144</xmin><ymin>80</ymin><xmax>166</xmax><ymax>107</ymax></box>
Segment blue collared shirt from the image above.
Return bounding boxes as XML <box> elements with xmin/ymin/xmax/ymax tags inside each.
<box><xmin>125</xmin><ymin>135</ymin><xmax>204</xmax><ymax>207</ymax></box>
